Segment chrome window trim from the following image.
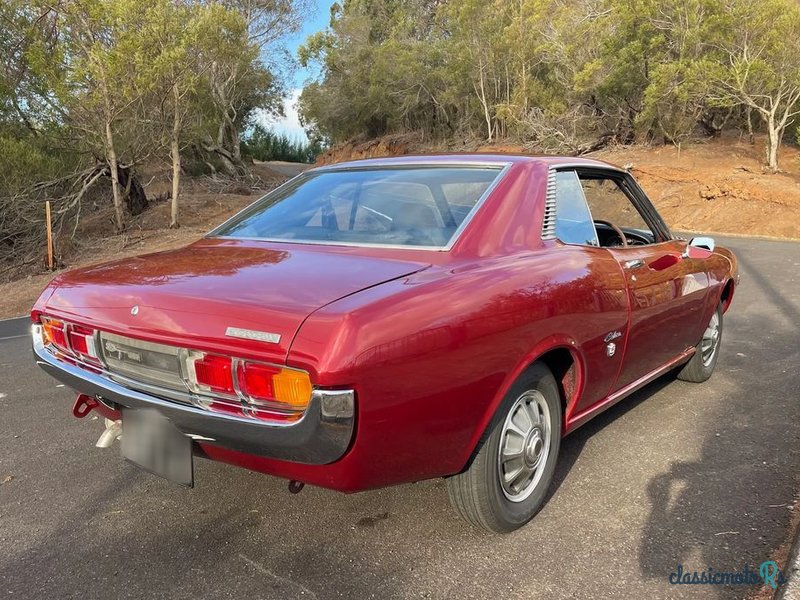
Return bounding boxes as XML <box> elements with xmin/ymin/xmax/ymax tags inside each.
<box><xmin>205</xmin><ymin>162</ymin><xmax>513</xmax><ymax>252</ymax></box>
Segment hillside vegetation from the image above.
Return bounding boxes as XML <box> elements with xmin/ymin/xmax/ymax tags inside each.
<box><xmin>299</xmin><ymin>0</ymin><xmax>800</xmax><ymax>172</ymax></box>
<box><xmin>0</xmin><ymin>0</ymin><xmax>314</xmax><ymax>277</ymax></box>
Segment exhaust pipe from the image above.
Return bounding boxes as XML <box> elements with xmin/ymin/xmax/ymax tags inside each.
<box><xmin>96</xmin><ymin>418</ymin><xmax>122</xmax><ymax>448</ymax></box>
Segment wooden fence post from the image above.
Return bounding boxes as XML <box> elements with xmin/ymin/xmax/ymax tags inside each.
<box><xmin>45</xmin><ymin>201</ymin><xmax>53</xmax><ymax>270</ymax></box>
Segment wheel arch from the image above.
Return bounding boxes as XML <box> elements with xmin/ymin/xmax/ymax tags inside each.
<box><xmin>720</xmin><ymin>278</ymin><xmax>735</xmax><ymax>313</ymax></box>
<box><xmin>456</xmin><ymin>337</ymin><xmax>584</xmax><ymax>474</ymax></box>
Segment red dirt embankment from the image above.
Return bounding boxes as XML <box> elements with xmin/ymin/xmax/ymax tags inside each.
<box><xmin>319</xmin><ymin>133</ymin><xmax>800</xmax><ymax>240</ymax></box>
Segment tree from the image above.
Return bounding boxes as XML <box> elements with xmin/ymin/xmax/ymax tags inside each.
<box><xmin>131</xmin><ymin>2</ymin><xmax>245</xmax><ymax>227</ymax></box>
<box><xmin>711</xmin><ymin>0</ymin><xmax>800</xmax><ymax>171</ymax></box>
<box><xmin>59</xmin><ymin>0</ymin><xmax>137</xmax><ymax>229</ymax></box>
<box><xmin>203</xmin><ymin>0</ymin><xmax>305</xmax><ymax>173</ymax></box>
<box><xmin>23</xmin><ymin>0</ymin><xmax>155</xmax><ymax>229</ymax></box>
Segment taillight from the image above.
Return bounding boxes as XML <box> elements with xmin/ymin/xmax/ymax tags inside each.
<box><xmin>40</xmin><ymin>317</ymin><xmax>100</xmax><ymax>368</ymax></box>
<box><xmin>41</xmin><ymin>317</ymin><xmax>68</xmax><ymax>351</ymax></box>
<box><xmin>190</xmin><ymin>353</ymin><xmax>235</xmax><ymax>395</ymax></box>
<box><xmin>238</xmin><ymin>363</ymin><xmax>312</xmax><ymax>411</ymax></box>
<box><xmin>67</xmin><ymin>324</ymin><xmax>99</xmax><ymax>362</ymax></box>
<box><xmin>184</xmin><ymin>350</ymin><xmax>312</xmax><ymax>416</ymax></box>
<box><xmin>38</xmin><ymin>317</ymin><xmax>313</xmax><ymax>422</ymax></box>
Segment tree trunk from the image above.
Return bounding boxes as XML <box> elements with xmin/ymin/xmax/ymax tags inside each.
<box><xmin>475</xmin><ymin>58</ymin><xmax>493</xmax><ymax>142</ymax></box>
<box><xmin>170</xmin><ymin>85</ymin><xmax>181</xmax><ymax>229</ymax></box>
<box><xmin>746</xmin><ymin>106</ymin><xmax>754</xmax><ymax>145</ymax></box>
<box><xmin>104</xmin><ymin>120</ymin><xmax>125</xmax><ymax>230</ymax></box>
<box><xmin>766</xmin><ymin>115</ymin><xmax>779</xmax><ymax>172</ymax></box>
<box><xmin>117</xmin><ymin>166</ymin><xmax>148</xmax><ymax>216</ymax></box>
<box><xmin>229</xmin><ymin>123</ymin><xmax>242</xmax><ymax>163</ymax></box>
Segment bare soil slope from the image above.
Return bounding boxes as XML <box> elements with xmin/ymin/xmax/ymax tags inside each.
<box><xmin>596</xmin><ymin>141</ymin><xmax>800</xmax><ymax>239</ymax></box>
<box><xmin>320</xmin><ymin>133</ymin><xmax>800</xmax><ymax>239</ymax></box>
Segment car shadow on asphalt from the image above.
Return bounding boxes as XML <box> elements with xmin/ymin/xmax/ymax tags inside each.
<box><xmin>635</xmin><ymin>252</ymin><xmax>800</xmax><ymax>599</ymax></box>
<box><xmin>546</xmin><ymin>374</ymin><xmax>677</xmax><ymax>505</ymax></box>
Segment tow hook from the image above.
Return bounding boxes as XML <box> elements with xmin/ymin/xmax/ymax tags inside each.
<box><xmin>96</xmin><ymin>418</ymin><xmax>122</xmax><ymax>448</ymax></box>
<box><xmin>288</xmin><ymin>480</ymin><xmax>305</xmax><ymax>494</ymax></box>
<box><xmin>72</xmin><ymin>394</ymin><xmax>98</xmax><ymax>418</ymax></box>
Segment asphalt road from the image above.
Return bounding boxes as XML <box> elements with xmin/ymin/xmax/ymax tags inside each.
<box><xmin>1</xmin><ymin>236</ymin><xmax>798</xmax><ymax>599</ymax></box>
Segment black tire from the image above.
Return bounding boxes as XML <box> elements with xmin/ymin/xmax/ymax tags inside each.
<box><xmin>446</xmin><ymin>362</ymin><xmax>562</xmax><ymax>533</ymax></box>
<box><xmin>677</xmin><ymin>303</ymin><xmax>723</xmax><ymax>383</ymax></box>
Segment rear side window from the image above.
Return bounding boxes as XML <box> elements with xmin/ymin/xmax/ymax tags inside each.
<box><xmin>554</xmin><ymin>171</ymin><xmax>598</xmax><ymax>246</ymax></box>
<box><xmin>212</xmin><ymin>166</ymin><xmax>504</xmax><ymax>248</ymax></box>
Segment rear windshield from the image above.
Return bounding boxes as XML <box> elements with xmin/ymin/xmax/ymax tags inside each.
<box><xmin>211</xmin><ymin>166</ymin><xmax>504</xmax><ymax>248</ymax></box>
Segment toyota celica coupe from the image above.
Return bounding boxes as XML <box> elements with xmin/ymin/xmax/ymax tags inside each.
<box><xmin>32</xmin><ymin>155</ymin><xmax>738</xmax><ymax>532</ymax></box>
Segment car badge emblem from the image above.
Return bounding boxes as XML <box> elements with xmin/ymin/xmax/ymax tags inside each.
<box><xmin>225</xmin><ymin>327</ymin><xmax>281</xmax><ymax>344</ymax></box>
<box><xmin>130</xmin><ymin>305</ymin><xmax>139</xmax><ymax>316</ymax></box>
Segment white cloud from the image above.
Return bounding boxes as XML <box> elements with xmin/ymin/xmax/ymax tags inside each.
<box><xmin>254</xmin><ymin>88</ymin><xmax>308</xmax><ymax>142</ymax></box>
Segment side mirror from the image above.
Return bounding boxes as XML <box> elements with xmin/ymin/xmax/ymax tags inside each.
<box><xmin>682</xmin><ymin>236</ymin><xmax>715</xmax><ymax>258</ymax></box>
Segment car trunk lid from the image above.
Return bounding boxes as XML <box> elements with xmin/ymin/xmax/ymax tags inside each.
<box><xmin>42</xmin><ymin>239</ymin><xmax>429</xmax><ymax>363</ymax></box>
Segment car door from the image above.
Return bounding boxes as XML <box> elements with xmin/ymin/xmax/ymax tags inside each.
<box><xmin>551</xmin><ymin>170</ymin><xmax>630</xmax><ymax>413</ymax></box>
<box><xmin>577</xmin><ymin>170</ymin><xmax>711</xmax><ymax>390</ymax></box>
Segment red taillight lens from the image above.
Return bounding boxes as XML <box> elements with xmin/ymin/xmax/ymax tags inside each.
<box><xmin>191</xmin><ymin>354</ymin><xmax>235</xmax><ymax>395</ymax></box>
<box><xmin>67</xmin><ymin>325</ymin><xmax>98</xmax><ymax>361</ymax></box>
<box><xmin>237</xmin><ymin>362</ymin><xmax>280</xmax><ymax>404</ymax></box>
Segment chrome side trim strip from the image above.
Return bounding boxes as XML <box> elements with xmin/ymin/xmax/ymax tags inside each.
<box><xmin>565</xmin><ymin>348</ymin><xmax>695</xmax><ymax>433</ymax></box>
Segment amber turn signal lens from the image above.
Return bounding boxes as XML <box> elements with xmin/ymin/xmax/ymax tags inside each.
<box><xmin>239</xmin><ymin>362</ymin><xmax>312</xmax><ymax>410</ymax></box>
<box><xmin>41</xmin><ymin>317</ymin><xmax>68</xmax><ymax>350</ymax></box>
<box><xmin>271</xmin><ymin>368</ymin><xmax>313</xmax><ymax>410</ymax></box>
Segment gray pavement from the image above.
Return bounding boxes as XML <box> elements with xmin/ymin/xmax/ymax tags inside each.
<box><xmin>0</xmin><ymin>236</ymin><xmax>798</xmax><ymax>599</ymax></box>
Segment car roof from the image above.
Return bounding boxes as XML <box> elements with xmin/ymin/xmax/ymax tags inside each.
<box><xmin>311</xmin><ymin>153</ymin><xmax>626</xmax><ymax>173</ymax></box>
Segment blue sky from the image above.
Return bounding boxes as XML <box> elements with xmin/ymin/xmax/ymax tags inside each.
<box><xmin>255</xmin><ymin>0</ymin><xmax>335</xmax><ymax>142</ymax></box>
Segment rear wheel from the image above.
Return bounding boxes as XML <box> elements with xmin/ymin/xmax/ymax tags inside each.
<box><xmin>677</xmin><ymin>304</ymin><xmax>723</xmax><ymax>383</ymax></box>
<box><xmin>446</xmin><ymin>363</ymin><xmax>561</xmax><ymax>533</ymax></box>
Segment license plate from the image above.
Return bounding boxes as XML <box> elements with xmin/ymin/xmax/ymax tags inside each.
<box><xmin>121</xmin><ymin>409</ymin><xmax>193</xmax><ymax>487</ymax></box>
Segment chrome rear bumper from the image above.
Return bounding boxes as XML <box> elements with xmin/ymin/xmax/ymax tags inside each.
<box><xmin>32</xmin><ymin>327</ymin><xmax>355</xmax><ymax>465</ymax></box>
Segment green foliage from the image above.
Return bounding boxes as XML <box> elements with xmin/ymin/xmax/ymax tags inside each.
<box><xmin>299</xmin><ymin>0</ymin><xmax>800</xmax><ymax>164</ymax></box>
<box><xmin>0</xmin><ymin>0</ymin><xmax>302</xmax><ymax>265</ymax></box>
<box><xmin>0</xmin><ymin>134</ymin><xmax>73</xmax><ymax>197</ymax></box>
<box><xmin>241</xmin><ymin>125</ymin><xmax>323</xmax><ymax>163</ymax></box>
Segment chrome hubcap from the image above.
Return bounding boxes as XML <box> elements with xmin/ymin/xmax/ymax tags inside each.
<box><xmin>701</xmin><ymin>311</ymin><xmax>720</xmax><ymax>366</ymax></box>
<box><xmin>498</xmin><ymin>390</ymin><xmax>551</xmax><ymax>502</ymax></box>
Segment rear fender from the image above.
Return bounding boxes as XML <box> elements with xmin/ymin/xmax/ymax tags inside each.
<box><xmin>459</xmin><ymin>334</ymin><xmax>585</xmax><ymax>472</ymax></box>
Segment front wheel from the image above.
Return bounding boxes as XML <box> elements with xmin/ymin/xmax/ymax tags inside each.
<box><xmin>446</xmin><ymin>363</ymin><xmax>561</xmax><ymax>533</ymax></box>
<box><xmin>677</xmin><ymin>303</ymin><xmax>723</xmax><ymax>383</ymax></box>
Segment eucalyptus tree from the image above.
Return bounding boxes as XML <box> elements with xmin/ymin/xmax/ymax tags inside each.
<box><xmin>710</xmin><ymin>0</ymin><xmax>800</xmax><ymax>171</ymax></box>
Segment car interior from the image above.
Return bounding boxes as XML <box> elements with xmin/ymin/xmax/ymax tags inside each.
<box><xmin>581</xmin><ymin>175</ymin><xmax>657</xmax><ymax>247</ymax></box>
<box><xmin>218</xmin><ymin>167</ymin><xmax>501</xmax><ymax>247</ymax></box>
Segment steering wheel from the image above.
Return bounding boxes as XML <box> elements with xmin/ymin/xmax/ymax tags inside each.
<box><xmin>594</xmin><ymin>219</ymin><xmax>628</xmax><ymax>248</ymax></box>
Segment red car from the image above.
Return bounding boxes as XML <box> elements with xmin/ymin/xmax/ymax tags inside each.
<box><xmin>32</xmin><ymin>155</ymin><xmax>738</xmax><ymax>532</ymax></box>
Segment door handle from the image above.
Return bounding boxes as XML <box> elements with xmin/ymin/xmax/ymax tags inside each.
<box><xmin>624</xmin><ymin>259</ymin><xmax>645</xmax><ymax>270</ymax></box>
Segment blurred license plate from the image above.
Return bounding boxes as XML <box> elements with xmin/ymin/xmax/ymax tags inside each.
<box><xmin>121</xmin><ymin>409</ymin><xmax>193</xmax><ymax>487</ymax></box>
